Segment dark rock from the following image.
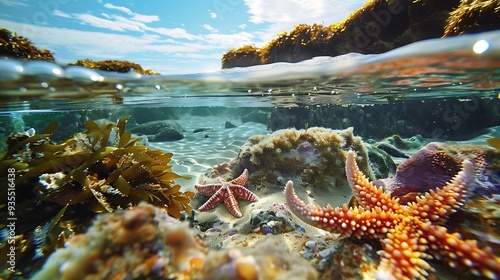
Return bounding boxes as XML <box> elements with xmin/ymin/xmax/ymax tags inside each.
<box><xmin>224</xmin><ymin>121</ymin><xmax>237</xmax><ymax>128</ymax></box>
<box><xmin>149</xmin><ymin>128</ymin><xmax>184</xmax><ymax>141</ymax></box>
<box><xmin>269</xmin><ymin>97</ymin><xmax>500</xmax><ymax>140</ymax></box>
<box><xmin>249</xmin><ymin>204</ymin><xmax>294</xmax><ymax>234</ymax></box>
<box><xmin>241</xmin><ymin>110</ymin><xmax>269</xmax><ymax>125</ymax></box>
<box><xmin>129</xmin><ymin>120</ymin><xmax>183</xmax><ymax>142</ymax></box>
<box><xmin>193</xmin><ymin>128</ymin><xmax>214</xmax><ymax>133</ymax></box>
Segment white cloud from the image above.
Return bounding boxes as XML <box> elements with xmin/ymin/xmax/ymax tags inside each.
<box><xmin>132</xmin><ymin>14</ymin><xmax>160</xmax><ymax>23</ymax></box>
<box><xmin>203</xmin><ymin>32</ymin><xmax>255</xmax><ymax>48</ymax></box>
<box><xmin>149</xmin><ymin>27</ymin><xmax>199</xmax><ymax>40</ymax></box>
<box><xmin>203</xmin><ymin>24</ymin><xmax>218</xmax><ymax>33</ymax></box>
<box><xmin>103</xmin><ymin>3</ymin><xmax>133</xmax><ymax>15</ymax></box>
<box><xmin>53</xmin><ymin>9</ymin><xmax>71</xmax><ymax>18</ymax></box>
<box><xmin>238</xmin><ymin>24</ymin><xmax>247</xmax><ymax>29</ymax></box>
<box><xmin>0</xmin><ymin>0</ymin><xmax>28</xmax><ymax>7</ymax></box>
<box><xmin>210</xmin><ymin>12</ymin><xmax>217</xmax><ymax>18</ymax></box>
<box><xmin>243</xmin><ymin>0</ymin><xmax>366</xmax><ymax>43</ymax></box>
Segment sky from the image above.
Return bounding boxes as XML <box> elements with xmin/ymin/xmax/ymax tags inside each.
<box><xmin>0</xmin><ymin>0</ymin><xmax>366</xmax><ymax>74</ymax></box>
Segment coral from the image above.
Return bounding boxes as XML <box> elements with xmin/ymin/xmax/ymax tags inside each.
<box><xmin>200</xmin><ymin>235</ymin><xmax>318</xmax><ymax>280</ymax></box>
<box><xmin>318</xmin><ymin>239</ymin><xmax>379</xmax><ymax>279</ymax></box>
<box><xmin>68</xmin><ymin>59</ymin><xmax>159</xmax><ymax>75</ymax></box>
<box><xmin>444</xmin><ymin>0</ymin><xmax>500</xmax><ymax>37</ymax></box>
<box><xmin>32</xmin><ymin>204</ymin><xmax>207</xmax><ymax>280</ymax></box>
<box><xmin>286</xmin><ymin>150</ymin><xmax>500</xmax><ymax>279</ymax></box>
<box><xmin>234</xmin><ymin>127</ymin><xmax>373</xmax><ymax>188</ymax></box>
<box><xmin>0</xmin><ymin>28</ymin><xmax>55</xmax><ymax>61</ymax></box>
<box><xmin>0</xmin><ymin>116</ymin><xmax>193</xmax><ymax>278</ymax></box>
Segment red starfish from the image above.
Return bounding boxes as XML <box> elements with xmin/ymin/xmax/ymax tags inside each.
<box><xmin>195</xmin><ymin>169</ymin><xmax>259</xmax><ymax>218</ymax></box>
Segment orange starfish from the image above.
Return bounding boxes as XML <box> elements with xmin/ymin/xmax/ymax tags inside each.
<box><xmin>195</xmin><ymin>169</ymin><xmax>259</xmax><ymax>218</ymax></box>
<box><xmin>285</xmin><ymin>150</ymin><xmax>500</xmax><ymax>279</ymax></box>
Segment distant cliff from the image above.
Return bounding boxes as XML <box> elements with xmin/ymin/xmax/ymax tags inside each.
<box><xmin>222</xmin><ymin>0</ymin><xmax>500</xmax><ymax>69</ymax></box>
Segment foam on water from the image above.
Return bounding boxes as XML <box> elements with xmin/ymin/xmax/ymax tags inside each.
<box><xmin>0</xmin><ymin>30</ymin><xmax>499</xmax><ymax>112</ymax></box>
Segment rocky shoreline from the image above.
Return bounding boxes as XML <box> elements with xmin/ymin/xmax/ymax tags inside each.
<box><xmin>222</xmin><ymin>0</ymin><xmax>500</xmax><ymax>68</ymax></box>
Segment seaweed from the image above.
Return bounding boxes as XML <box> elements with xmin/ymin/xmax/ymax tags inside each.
<box><xmin>222</xmin><ymin>0</ymin><xmax>463</xmax><ymax>68</ymax></box>
<box><xmin>0</xmin><ymin>28</ymin><xmax>55</xmax><ymax>61</ymax></box>
<box><xmin>0</xmin><ymin>116</ymin><xmax>193</xmax><ymax>278</ymax></box>
<box><xmin>68</xmin><ymin>59</ymin><xmax>160</xmax><ymax>75</ymax></box>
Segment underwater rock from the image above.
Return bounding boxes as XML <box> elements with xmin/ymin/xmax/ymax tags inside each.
<box><xmin>32</xmin><ymin>204</ymin><xmax>207</xmax><ymax>280</ymax></box>
<box><xmin>129</xmin><ymin>120</ymin><xmax>184</xmax><ymax>141</ymax></box>
<box><xmin>232</xmin><ymin>127</ymin><xmax>375</xmax><ymax>188</ymax></box>
<box><xmin>200</xmin><ymin>235</ymin><xmax>318</xmax><ymax>280</ymax></box>
<box><xmin>317</xmin><ymin>239</ymin><xmax>379</xmax><ymax>279</ymax></box>
<box><xmin>366</xmin><ymin>144</ymin><xmax>397</xmax><ymax>180</ymax></box>
<box><xmin>269</xmin><ymin>98</ymin><xmax>500</xmax><ymax>140</ymax></box>
<box><xmin>373</xmin><ymin>142</ymin><xmax>500</xmax><ymax>203</ymax></box>
<box><xmin>249</xmin><ymin>203</ymin><xmax>295</xmax><ymax>234</ymax></box>
<box><xmin>225</xmin><ymin>121</ymin><xmax>237</xmax><ymax>128</ymax></box>
<box><xmin>241</xmin><ymin>110</ymin><xmax>269</xmax><ymax>125</ymax></box>
<box><xmin>444</xmin><ymin>0</ymin><xmax>500</xmax><ymax>37</ymax></box>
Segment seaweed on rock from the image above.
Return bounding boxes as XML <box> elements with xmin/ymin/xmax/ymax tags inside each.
<box><xmin>0</xmin><ymin>116</ymin><xmax>193</xmax><ymax>278</ymax></box>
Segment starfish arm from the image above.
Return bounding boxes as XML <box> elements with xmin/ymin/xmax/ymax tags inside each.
<box><xmin>377</xmin><ymin>217</ymin><xmax>432</xmax><ymax>280</ymax></box>
<box><xmin>224</xmin><ymin>187</ymin><xmax>243</xmax><ymax>218</ymax></box>
<box><xmin>230</xmin><ymin>169</ymin><xmax>249</xmax><ymax>186</ymax></box>
<box><xmin>229</xmin><ymin>185</ymin><xmax>259</xmax><ymax>202</ymax></box>
<box><xmin>198</xmin><ymin>187</ymin><xmax>225</xmax><ymax>212</ymax></box>
<box><xmin>195</xmin><ymin>183</ymin><xmax>223</xmax><ymax>196</ymax></box>
<box><xmin>285</xmin><ymin>180</ymin><xmax>399</xmax><ymax>238</ymax></box>
<box><xmin>346</xmin><ymin>151</ymin><xmax>401</xmax><ymax>212</ymax></box>
<box><xmin>418</xmin><ymin>221</ymin><xmax>500</xmax><ymax>279</ymax></box>
<box><xmin>408</xmin><ymin>160</ymin><xmax>475</xmax><ymax>222</ymax></box>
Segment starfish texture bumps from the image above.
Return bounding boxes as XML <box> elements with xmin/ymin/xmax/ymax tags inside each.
<box><xmin>195</xmin><ymin>169</ymin><xmax>259</xmax><ymax>218</ymax></box>
<box><xmin>285</xmin><ymin>150</ymin><xmax>500</xmax><ymax>279</ymax></box>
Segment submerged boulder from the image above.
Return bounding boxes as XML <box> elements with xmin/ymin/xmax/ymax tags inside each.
<box><xmin>129</xmin><ymin>120</ymin><xmax>184</xmax><ymax>141</ymax></box>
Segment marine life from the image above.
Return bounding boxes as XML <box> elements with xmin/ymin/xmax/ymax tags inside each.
<box><xmin>285</xmin><ymin>150</ymin><xmax>500</xmax><ymax>279</ymax></box>
<box><xmin>488</xmin><ymin>137</ymin><xmax>500</xmax><ymax>150</ymax></box>
<box><xmin>195</xmin><ymin>169</ymin><xmax>259</xmax><ymax>218</ymax></box>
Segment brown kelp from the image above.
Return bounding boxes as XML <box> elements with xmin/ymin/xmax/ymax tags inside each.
<box><xmin>0</xmin><ymin>116</ymin><xmax>193</xmax><ymax>278</ymax></box>
<box><xmin>69</xmin><ymin>59</ymin><xmax>160</xmax><ymax>75</ymax></box>
<box><xmin>0</xmin><ymin>28</ymin><xmax>55</xmax><ymax>61</ymax></box>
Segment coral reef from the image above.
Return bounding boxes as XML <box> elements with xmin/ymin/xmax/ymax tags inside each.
<box><xmin>200</xmin><ymin>235</ymin><xmax>318</xmax><ymax>280</ymax></box>
<box><xmin>233</xmin><ymin>127</ymin><xmax>374</xmax><ymax>188</ymax></box>
<box><xmin>444</xmin><ymin>0</ymin><xmax>500</xmax><ymax>37</ymax></box>
<box><xmin>0</xmin><ymin>28</ymin><xmax>55</xmax><ymax>61</ymax></box>
<box><xmin>286</xmin><ymin>150</ymin><xmax>500</xmax><ymax>279</ymax></box>
<box><xmin>32</xmin><ymin>203</ymin><xmax>207</xmax><ymax>280</ymax></box>
<box><xmin>0</xmin><ymin>116</ymin><xmax>193</xmax><ymax>278</ymax></box>
<box><xmin>222</xmin><ymin>0</ymin><xmax>462</xmax><ymax>68</ymax></box>
<box><xmin>68</xmin><ymin>59</ymin><xmax>159</xmax><ymax>75</ymax></box>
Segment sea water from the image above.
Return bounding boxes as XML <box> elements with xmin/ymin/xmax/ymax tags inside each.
<box><xmin>1</xmin><ymin>30</ymin><xmax>499</xmax><ymax>183</ymax></box>
<box><xmin>0</xmin><ymin>29</ymin><xmax>499</xmax><ymax>279</ymax></box>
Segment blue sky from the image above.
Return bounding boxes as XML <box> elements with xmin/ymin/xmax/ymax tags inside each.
<box><xmin>0</xmin><ymin>0</ymin><xmax>366</xmax><ymax>74</ymax></box>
